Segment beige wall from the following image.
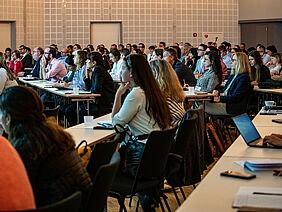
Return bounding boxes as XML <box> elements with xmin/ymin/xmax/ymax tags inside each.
<box><xmin>239</xmin><ymin>0</ymin><xmax>282</xmax><ymax>21</ymax></box>
<box><xmin>44</xmin><ymin>0</ymin><xmax>240</xmax><ymax>50</ymax></box>
<box><xmin>0</xmin><ymin>0</ymin><xmax>43</xmax><ymax>51</ymax></box>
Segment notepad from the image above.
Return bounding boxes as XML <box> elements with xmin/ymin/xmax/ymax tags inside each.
<box><xmin>233</xmin><ymin>187</ymin><xmax>282</xmax><ymax>209</ymax></box>
<box><xmin>235</xmin><ymin>159</ymin><xmax>282</xmax><ymax>172</ymax></box>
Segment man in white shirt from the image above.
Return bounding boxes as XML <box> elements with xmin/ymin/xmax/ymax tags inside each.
<box><xmin>194</xmin><ymin>44</ymin><xmax>207</xmax><ymax>74</ymax></box>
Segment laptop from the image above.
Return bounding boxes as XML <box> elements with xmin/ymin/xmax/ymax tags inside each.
<box><xmin>232</xmin><ymin>113</ymin><xmax>282</xmax><ymax>149</ymax></box>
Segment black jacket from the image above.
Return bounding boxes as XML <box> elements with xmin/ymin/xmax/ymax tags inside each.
<box><xmin>173</xmin><ymin>60</ymin><xmax>196</xmax><ymax>86</ymax></box>
<box><xmin>220</xmin><ymin>72</ymin><xmax>252</xmax><ymax>114</ymax></box>
<box><xmin>21</xmin><ymin>54</ymin><xmax>33</xmax><ymax>72</ymax></box>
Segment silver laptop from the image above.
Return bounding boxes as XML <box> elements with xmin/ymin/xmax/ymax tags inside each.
<box><xmin>232</xmin><ymin>113</ymin><xmax>282</xmax><ymax>149</ymax></box>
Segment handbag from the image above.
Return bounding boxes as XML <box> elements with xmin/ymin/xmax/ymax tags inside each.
<box><xmin>76</xmin><ymin>140</ymin><xmax>91</xmax><ymax>167</ymax></box>
<box><xmin>114</xmin><ymin>124</ymin><xmax>149</xmax><ymax>177</ymax></box>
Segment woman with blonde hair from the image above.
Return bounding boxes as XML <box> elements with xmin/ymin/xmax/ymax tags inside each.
<box><xmin>205</xmin><ymin>52</ymin><xmax>252</xmax><ymax>115</ymax></box>
<box><xmin>0</xmin><ymin>52</ymin><xmax>18</xmax><ymax>94</ymax></box>
<box><xmin>150</xmin><ymin>59</ymin><xmax>185</xmax><ymax>125</ymax></box>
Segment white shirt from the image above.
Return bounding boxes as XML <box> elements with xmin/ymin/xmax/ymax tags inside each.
<box><xmin>0</xmin><ymin>68</ymin><xmax>18</xmax><ymax>94</ymax></box>
<box><xmin>112</xmin><ymin>87</ymin><xmax>161</xmax><ymax>143</ymax></box>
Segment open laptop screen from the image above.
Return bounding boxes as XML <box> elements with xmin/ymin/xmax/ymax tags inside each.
<box><xmin>232</xmin><ymin>114</ymin><xmax>261</xmax><ymax>144</ymax></box>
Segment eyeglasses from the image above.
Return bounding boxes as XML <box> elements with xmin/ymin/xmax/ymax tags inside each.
<box><xmin>44</xmin><ymin>52</ymin><xmax>50</xmax><ymax>55</ymax></box>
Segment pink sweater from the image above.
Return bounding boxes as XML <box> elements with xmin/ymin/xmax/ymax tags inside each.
<box><xmin>0</xmin><ymin>136</ymin><xmax>35</xmax><ymax>211</ymax></box>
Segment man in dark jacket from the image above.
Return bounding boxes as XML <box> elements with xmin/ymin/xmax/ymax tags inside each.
<box><xmin>164</xmin><ymin>47</ymin><xmax>196</xmax><ymax>86</ymax></box>
<box><xmin>19</xmin><ymin>45</ymin><xmax>33</xmax><ymax>72</ymax></box>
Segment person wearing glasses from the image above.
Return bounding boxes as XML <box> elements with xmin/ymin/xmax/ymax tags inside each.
<box><xmin>256</xmin><ymin>44</ymin><xmax>271</xmax><ymax>65</ymax></box>
<box><xmin>194</xmin><ymin>43</ymin><xmax>208</xmax><ymax>75</ymax></box>
<box><xmin>18</xmin><ymin>45</ymin><xmax>33</xmax><ymax>72</ymax></box>
<box><xmin>44</xmin><ymin>47</ymin><xmax>67</xmax><ymax>82</ymax></box>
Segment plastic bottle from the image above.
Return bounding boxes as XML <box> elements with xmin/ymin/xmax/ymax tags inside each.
<box><xmin>72</xmin><ymin>74</ymin><xmax>79</xmax><ymax>94</ymax></box>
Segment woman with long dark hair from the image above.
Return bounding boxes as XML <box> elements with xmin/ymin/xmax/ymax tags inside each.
<box><xmin>0</xmin><ymin>86</ymin><xmax>92</xmax><ymax>207</ymax></box>
<box><xmin>112</xmin><ymin>54</ymin><xmax>172</xmax><ymax>211</ymax></box>
<box><xmin>196</xmin><ymin>51</ymin><xmax>222</xmax><ymax>92</ymax></box>
<box><xmin>0</xmin><ymin>52</ymin><xmax>18</xmax><ymax>94</ymax></box>
<box><xmin>248</xmin><ymin>50</ymin><xmax>271</xmax><ymax>85</ymax></box>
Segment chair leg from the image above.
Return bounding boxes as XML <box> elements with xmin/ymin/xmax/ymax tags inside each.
<box><xmin>160</xmin><ymin>192</ymin><xmax>172</xmax><ymax>212</ymax></box>
<box><xmin>179</xmin><ymin>186</ymin><xmax>186</xmax><ymax>200</ymax></box>
<box><xmin>135</xmin><ymin>200</ymin><xmax>139</xmax><ymax>212</ymax></box>
<box><xmin>171</xmin><ymin>186</ymin><xmax>181</xmax><ymax>206</ymax></box>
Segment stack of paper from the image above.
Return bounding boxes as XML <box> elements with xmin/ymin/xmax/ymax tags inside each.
<box><xmin>233</xmin><ymin>187</ymin><xmax>282</xmax><ymax>209</ymax></box>
<box><xmin>244</xmin><ymin>160</ymin><xmax>282</xmax><ymax>172</ymax></box>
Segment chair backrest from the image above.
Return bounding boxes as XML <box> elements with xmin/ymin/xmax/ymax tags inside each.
<box><xmin>173</xmin><ymin>112</ymin><xmax>198</xmax><ymax>157</ymax></box>
<box><xmin>86</xmin><ymin>152</ymin><xmax>120</xmax><ymax>212</ymax></box>
<box><xmin>16</xmin><ymin>191</ymin><xmax>82</xmax><ymax>212</ymax></box>
<box><xmin>86</xmin><ymin>133</ymin><xmax>120</xmax><ymax>179</ymax></box>
<box><xmin>137</xmin><ymin>126</ymin><xmax>178</xmax><ymax>180</ymax></box>
<box><xmin>43</xmin><ymin>105</ymin><xmax>60</xmax><ymax>123</ymax></box>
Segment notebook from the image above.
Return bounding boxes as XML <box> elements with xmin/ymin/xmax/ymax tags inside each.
<box><xmin>232</xmin><ymin>113</ymin><xmax>282</xmax><ymax>149</ymax></box>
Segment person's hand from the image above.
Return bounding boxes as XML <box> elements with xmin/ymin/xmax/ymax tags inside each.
<box><xmin>117</xmin><ymin>82</ymin><xmax>130</xmax><ymax>96</ymax></box>
<box><xmin>17</xmin><ymin>72</ymin><xmax>25</xmax><ymax>77</ymax></box>
<box><xmin>263</xmin><ymin>134</ymin><xmax>282</xmax><ymax>147</ymax></box>
<box><xmin>251</xmin><ymin>81</ymin><xmax>258</xmax><ymax>86</ymax></box>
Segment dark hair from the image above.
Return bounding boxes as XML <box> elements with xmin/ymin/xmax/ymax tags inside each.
<box><xmin>266</xmin><ymin>45</ymin><xmax>277</xmax><ymax>54</ymax></box>
<box><xmin>73</xmin><ymin>44</ymin><xmax>82</xmax><ymax>50</ymax></box>
<box><xmin>124</xmin><ymin>54</ymin><xmax>172</xmax><ymax>129</ymax></box>
<box><xmin>87</xmin><ymin>44</ymin><xmax>94</xmax><ymax>51</ymax></box>
<box><xmin>247</xmin><ymin>47</ymin><xmax>256</xmax><ymax>53</ymax></box>
<box><xmin>248</xmin><ymin>50</ymin><xmax>263</xmax><ymax>82</ymax></box>
<box><xmin>218</xmin><ymin>45</ymin><xmax>227</xmax><ymax>52</ymax></box>
<box><xmin>109</xmin><ymin>48</ymin><xmax>121</xmax><ymax>59</ymax></box>
<box><xmin>0</xmin><ymin>86</ymin><xmax>75</xmax><ymax>159</ymax></box>
<box><xmin>165</xmin><ymin>47</ymin><xmax>178</xmax><ymax>60</ymax></box>
<box><xmin>118</xmin><ymin>44</ymin><xmax>124</xmax><ymax>49</ymax></box>
<box><xmin>65</xmin><ymin>55</ymin><xmax>75</xmax><ymax>66</ymax></box>
<box><xmin>88</xmin><ymin>52</ymin><xmax>104</xmax><ymax>66</ymax></box>
<box><xmin>121</xmin><ymin>48</ymin><xmax>130</xmax><ymax>57</ymax></box>
<box><xmin>83</xmin><ymin>48</ymin><xmax>90</xmax><ymax>53</ymax></box>
<box><xmin>5</xmin><ymin>48</ymin><xmax>11</xmax><ymax>52</ymax></box>
<box><xmin>155</xmin><ymin>49</ymin><xmax>163</xmax><ymax>58</ymax></box>
<box><xmin>257</xmin><ymin>44</ymin><xmax>265</xmax><ymax>51</ymax></box>
<box><xmin>48</xmin><ymin>47</ymin><xmax>56</xmax><ymax>58</ymax></box>
<box><xmin>138</xmin><ymin>43</ymin><xmax>145</xmax><ymax>48</ymax></box>
<box><xmin>159</xmin><ymin>41</ymin><xmax>166</xmax><ymax>47</ymax></box>
<box><xmin>170</xmin><ymin>45</ymin><xmax>181</xmax><ymax>59</ymax></box>
<box><xmin>12</xmin><ymin>50</ymin><xmax>21</xmax><ymax>58</ymax></box>
<box><xmin>199</xmin><ymin>43</ymin><xmax>208</xmax><ymax>51</ymax></box>
<box><xmin>205</xmin><ymin>51</ymin><xmax>222</xmax><ymax>85</ymax></box>
<box><xmin>0</xmin><ymin>52</ymin><xmax>16</xmax><ymax>80</ymax></box>
<box><xmin>36</xmin><ymin>47</ymin><xmax>44</xmax><ymax>55</ymax></box>
<box><xmin>148</xmin><ymin>45</ymin><xmax>156</xmax><ymax>50</ymax></box>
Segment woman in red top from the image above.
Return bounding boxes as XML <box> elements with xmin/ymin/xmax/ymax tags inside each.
<box><xmin>9</xmin><ymin>50</ymin><xmax>23</xmax><ymax>76</ymax></box>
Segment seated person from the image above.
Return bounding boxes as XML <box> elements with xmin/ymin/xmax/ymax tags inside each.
<box><xmin>111</xmin><ymin>54</ymin><xmax>172</xmax><ymax>211</ymax></box>
<box><xmin>196</xmin><ymin>51</ymin><xmax>222</xmax><ymax>93</ymax></box>
<box><xmin>150</xmin><ymin>59</ymin><xmax>185</xmax><ymax>125</ymax></box>
<box><xmin>205</xmin><ymin>52</ymin><xmax>252</xmax><ymax>116</ymax></box>
<box><xmin>0</xmin><ymin>136</ymin><xmax>35</xmax><ymax>211</ymax></box>
<box><xmin>0</xmin><ymin>86</ymin><xmax>92</xmax><ymax>207</ymax></box>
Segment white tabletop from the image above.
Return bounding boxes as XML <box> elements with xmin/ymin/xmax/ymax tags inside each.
<box><xmin>252</xmin><ymin>112</ymin><xmax>282</xmax><ymax>127</ymax></box>
<box><xmin>65</xmin><ymin>113</ymin><xmax>115</xmax><ymax>147</ymax></box>
<box><xmin>254</xmin><ymin>87</ymin><xmax>282</xmax><ymax>95</ymax></box>
<box><xmin>177</xmin><ymin>156</ymin><xmax>282</xmax><ymax>212</ymax></box>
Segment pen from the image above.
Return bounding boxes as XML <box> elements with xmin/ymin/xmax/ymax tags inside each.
<box><xmin>253</xmin><ymin>192</ymin><xmax>282</xmax><ymax>196</ymax></box>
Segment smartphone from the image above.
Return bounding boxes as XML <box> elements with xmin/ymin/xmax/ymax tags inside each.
<box><xmin>220</xmin><ymin>170</ymin><xmax>256</xmax><ymax>180</ymax></box>
<box><xmin>272</xmin><ymin>119</ymin><xmax>282</xmax><ymax>124</ymax></box>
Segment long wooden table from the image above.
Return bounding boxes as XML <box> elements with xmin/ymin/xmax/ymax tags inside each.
<box><xmin>18</xmin><ymin>77</ymin><xmax>100</xmax><ymax>124</ymax></box>
<box><xmin>177</xmin><ymin>112</ymin><xmax>282</xmax><ymax>211</ymax></box>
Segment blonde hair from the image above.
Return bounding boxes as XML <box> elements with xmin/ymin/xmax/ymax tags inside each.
<box><xmin>150</xmin><ymin>59</ymin><xmax>185</xmax><ymax>102</ymax></box>
<box><xmin>234</xmin><ymin>52</ymin><xmax>251</xmax><ymax>75</ymax></box>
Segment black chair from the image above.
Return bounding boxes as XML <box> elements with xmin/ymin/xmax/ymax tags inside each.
<box><xmin>86</xmin><ymin>133</ymin><xmax>121</xmax><ymax>179</ymax></box>
<box><xmin>165</xmin><ymin>112</ymin><xmax>198</xmax><ymax>206</ymax></box>
<box><xmin>209</xmin><ymin>85</ymin><xmax>254</xmax><ymax>144</ymax></box>
<box><xmin>43</xmin><ymin>105</ymin><xmax>60</xmax><ymax>123</ymax></box>
<box><xmin>16</xmin><ymin>191</ymin><xmax>82</xmax><ymax>212</ymax></box>
<box><xmin>86</xmin><ymin>152</ymin><xmax>121</xmax><ymax>212</ymax></box>
<box><xmin>110</xmin><ymin>126</ymin><xmax>178</xmax><ymax>212</ymax></box>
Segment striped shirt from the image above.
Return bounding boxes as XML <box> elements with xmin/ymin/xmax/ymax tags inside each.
<box><xmin>167</xmin><ymin>97</ymin><xmax>185</xmax><ymax>126</ymax></box>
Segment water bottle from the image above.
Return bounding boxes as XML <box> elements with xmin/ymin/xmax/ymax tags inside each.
<box><xmin>72</xmin><ymin>74</ymin><xmax>79</xmax><ymax>94</ymax></box>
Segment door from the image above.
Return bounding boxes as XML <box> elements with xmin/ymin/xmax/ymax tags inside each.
<box><xmin>0</xmin><ymin>22</ymin><xmax>11</xmax><ymax>51</ymax></box>
<box><xmin>90</xmin><ymin>22</ymin><xmax>122</xmax><ymax>50</ymax></box>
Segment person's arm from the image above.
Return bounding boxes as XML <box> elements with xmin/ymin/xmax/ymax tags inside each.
<box><xmin>111</xmin><ymin>82</ymin><xmax>130</xmax><ymax>118</ymax></box>
<box><xmin>0</xmin><ymin>71</ymin><xmax>6</xmax><ymax>94</ymax></box>
<box><xmin>90</xmin><ymin>67</ymin><xmax>106</xmax><ymax>94</ymax></box>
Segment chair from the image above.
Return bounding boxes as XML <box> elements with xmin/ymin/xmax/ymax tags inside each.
<box><xmin>43</xmin><ymin>105</ymin><xmax>60</xmax><ymax>124</ymax></box>
<box><xmin>15</xmin><ymin>191</ymin><xmax>82</xmax><ymax>212</ymax></box>
<box><xmin>86</xmin><ymin>152</ymin><xmax>121</xmax><ymax>212</ymax></box>
<box><xmin>110</xmin><ymin>126</ymin><xmax>178</xmax><ymax>212</ymax></box>
<box><xmin>86</xmin><ymin>133</ymin><xmax>121</xmax><ymax>179</ymax></box>
<box><xmin>209</xmin><ymin>85</ymin><xmax>254</xmax><ymax>145</ymax></box>
<box><xmin>165</xmin><ymin>112</ymin><xmax>198</xmax><ymax>206</ymax></box>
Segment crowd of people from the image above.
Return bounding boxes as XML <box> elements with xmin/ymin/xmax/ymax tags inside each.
<box><xmin>0</xmin><ymin>40</ymin><xmax>281</xmax><ymax>211</ymax></box>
